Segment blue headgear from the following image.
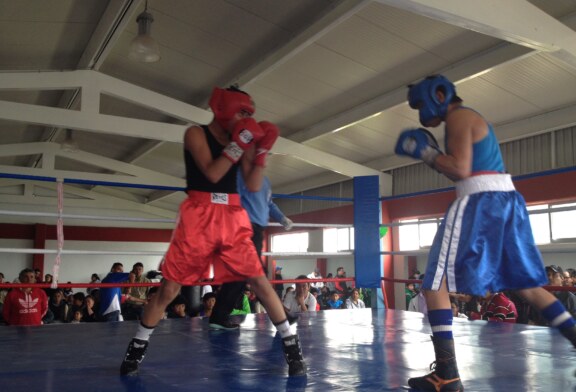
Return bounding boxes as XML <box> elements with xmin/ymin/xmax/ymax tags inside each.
<box><xmin>408</xmin><ymin>75</ymin><xmax>455</xmax><ymax>126</ymax></box>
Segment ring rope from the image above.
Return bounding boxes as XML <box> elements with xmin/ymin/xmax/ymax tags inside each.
<box><xmin>0</xmin><ymin>248</ymin><xmax>353</xmax><ymax>258</ymax></box>
<box><xmin>0</xmin><ymin>277</ymin><xmax>356</xmax><ymax>290</ymax></box>
<box><xmin>51</xmin><ymin>179</ymin><xmax>65</xmax><ymax>289</ymax></box>
<box><xmin>0</xmin><ymin>210</ymin><xmax>352</xmax><ymax>228</ymax></box>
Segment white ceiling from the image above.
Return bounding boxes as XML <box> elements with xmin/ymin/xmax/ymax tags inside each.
<box><xmin>2</xmin><ymin>0</ymin><xmax>576</xmax><ymax>227</ymax></box>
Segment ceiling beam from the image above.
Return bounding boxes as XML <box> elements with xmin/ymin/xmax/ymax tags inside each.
<box><xmin>232</xmin><ymin>0</ymin><xmax>371</xmax><ymax>89</ymax></box>
<box><xmin>376</xmin><ymin>0</ymin><xmax>576</xmax><ymax>69</ymax></box>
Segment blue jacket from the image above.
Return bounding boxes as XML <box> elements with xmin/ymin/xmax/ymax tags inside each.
<box><xmin>237</xmin><ymin>172</ymin><xmax>286</xmax><ymax>226</ymax></box>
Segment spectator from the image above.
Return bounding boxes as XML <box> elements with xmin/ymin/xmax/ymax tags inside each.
<box><xmin>167</xmin><ymin>295</ymin><xmax>189</xmax><ymax>319</ymax></box>
<box><xmin>405</xmin><ymin>283</ymin><xmax>417</xmax><ymax>310</ymax></box>
<box><xmin>43</xmin><ymin>273</ymin><xmax>56</xmax><ymax>299</ymax></box>
<box><xmin>530</xmin><ymin>266</ymin><xmax>576</xmax><ymax>325</ymax></box>
<box><xmin>48</xmin><ymin>290</ymin><xmax>69</xmax><ymax>323</ymax></box>
<box><xmin>87</xmin><ymin>273</ymin><xmax>101</xmax><ymax>295</ymax></box>
<box><xmin>83</xmin><ymin>294</ymin><xmax>99</xmax><ymax>322</ymax></box>
<box><xmin>326</xmin><ymin>292</ymin><xmax>344</xmax><ymax>310</ymax></box>
<box><xmin>283</xmin><ymin>275</ymin><xmax>317</xmax><ymax>315</ymax></box>
<box><xmin>450</xmin><ymin>300</ymin><xmax>468</xmax><ymax>319</ymax></box>
<box><xmin>0</xmin><ymin>272</ymin><xmax>8</xmax><ymax>321</ymax></box>
<box><xmin>34</xmin><ymin>268</ymin><xmax>43</xmax><ymax>283</ymax></box>
<box><xmin>99</xmin><ymin>262</ymin><xmax>129</xmax><ymax>322</ymax></box>
<box><xmin>196</xmin><ymin>292</ymin><xmax>217</xmax><ymax>318</ymax></box>
<box><xmin>70</xmin><ymin>310</ymin><xmax>83</xmax><ymax>324</ymax></box>
<box><xmin>2</xmin><ymin>268</ymin><xmax>48</xmax><ymax>326</ymax></box>
<box><xmin>318</xmin><ymin>286</ymin><xmax>331</xmax><ymax>310</ymax></box>
<box><xmin>283</xmin><ymin>286</ymin><xmax>295</xmax><ymax>302</ymax></box>
<box><xmin>67</xmin><ymin>292</ymin><xmax>85</xmax><ymax>322</ymax></box>
<box><xmin>334</xmin><ymin>267</ymin><xmax>349</xmax><ymax>297</ymax></box>
<box><xmin>274</xmin><ymin>266</ymin><xmax>284</xmax><ymax>299</ymax></box>
<box><xmin>230</xmin><ymin>285</ymin><xmax>252</xmax><ymax>316</ymax></box>
<box><xmin>408</xmin><ymin>290</ymin><xmax>428</xmax><ymax>314</ymax></box>
<box><xmin>122</xmin><ymin>262</ymin><xmax>150</xmax><ymax>321</ymax></box>
<box><xmin>309</xmin><ymin>287</ymin><xmax>321</xmax><ymax>311</ymax></box>
<box><xmin>480</xmin><ymin>292</ymin><xmax>518</xmax><ymax>323</ymax></box>
<box><xmin>325</xmin><ymin>273</ymin><xmax>335</xmax><ymax>293</ymax></box>
<box><xmin>307</xmin><ymin>268</ymin><xmax>324</xmax><ymax>289</ymax></box>
<box><xmin>346</xmin><ymin>288</ymin><xmax>365</xmax><ymax>309</ymax></box>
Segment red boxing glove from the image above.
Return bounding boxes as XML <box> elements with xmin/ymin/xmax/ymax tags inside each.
<box><xmin>253</xmin><ymin>121</ymin><xmax>280</xmax><ymax>167</ymax></box>
<box><xmin>222</xmin><ymin>118</ymin><xmax>264</xmax><ymax>163</ymax></box>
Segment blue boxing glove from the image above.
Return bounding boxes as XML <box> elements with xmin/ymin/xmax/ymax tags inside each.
<box><xmin>395</xmin><ymin>128</ymin><xmax>443</xmax><ymax>168</ymax></box>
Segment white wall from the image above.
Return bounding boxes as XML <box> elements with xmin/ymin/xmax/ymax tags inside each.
<box><xmin>0</xmin><ymin>239</ymin><xmax>33</xmax><ymax>282</ymax></box>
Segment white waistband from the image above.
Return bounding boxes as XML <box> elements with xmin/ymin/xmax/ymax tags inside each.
<box><xmin>455</xmin><ymin>174</ymin><xmax>515</xmax><ymax>198</ymax></box>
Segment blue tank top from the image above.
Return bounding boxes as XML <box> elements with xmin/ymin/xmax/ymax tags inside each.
<box><xmin>447</xmin><ymin>107</ymin><xmax>504</xmax><ymax>173</ymax></box>
<box><xmin>472</xmin><ymin>123</ymin><xmax>504</xmax><ymax>173</ymax></box>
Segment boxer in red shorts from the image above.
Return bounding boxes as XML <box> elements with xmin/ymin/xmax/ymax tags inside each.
<box><xmin>120</xmin><ymin>86</ymin><xmax>306</xmax><ymax>377</ymax></box>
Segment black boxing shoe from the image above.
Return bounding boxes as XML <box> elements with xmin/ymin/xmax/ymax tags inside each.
<box><xmin>120</xmin><ymin>338</ymin><xmax>149</xmax><ymax>376</ymax></box>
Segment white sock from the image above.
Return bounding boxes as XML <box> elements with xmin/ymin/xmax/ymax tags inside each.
<box><xmin>134</xmin><ymin>323</ymin><xmax>155</xmax><ymax>341</ymax></box>
<box><xmin>275</xmin><ymin>319</ymin><xmax>296</xmax><ymax>338</ymax></box>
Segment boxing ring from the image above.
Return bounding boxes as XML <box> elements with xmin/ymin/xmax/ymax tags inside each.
<box><xmin>0</xmin><ymin>308</ymin><xmax>574</xmax><ymax>391</ymax></box>
<box><xmin>0</xmin><ymin>175</ymin><xmax>575</xmax><ymax>391</ymax></box>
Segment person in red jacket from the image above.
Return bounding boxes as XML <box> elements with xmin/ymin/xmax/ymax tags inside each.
<box><xmin>2</xmin><ymin>268</ymin><xmax>48</xmax><ymax>326</ymax></box>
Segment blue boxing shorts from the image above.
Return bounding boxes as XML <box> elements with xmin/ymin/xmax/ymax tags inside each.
<box><xmin>422</xmin><ymin>174</ymin><xmax>548</xmax><ymax>296</ymax></box>
<box><xmin>160</xmin><ymin>191</ymin><xmax>265</xmax><ymax>285</ymax></box>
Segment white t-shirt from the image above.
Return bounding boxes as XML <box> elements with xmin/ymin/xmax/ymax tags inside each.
<box><xmin>345</xmin><ymin>298</ymin><xmax>365</xmax><ymax>309</ymax></box>
<box><xmin>283</xmin><ymin>291</ymin><xmax>317</xmax><ymax>313</ymax></box>
<box><xmin>306</xmin><ymin>272</ymin><xmax>324</xmax><ymax>288</ymax></box>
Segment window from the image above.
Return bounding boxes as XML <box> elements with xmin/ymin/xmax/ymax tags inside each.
<box><xmin>527</xmin><ymin>204</ymin><xmax>550</xmax><ymax>244</ymax></box>
<box><xmin>551</xmin><ymin>202</ymin><xmax>576</xmax><ymax>241</ymax></box>
<box><xmin>397</xmin><ymin>218</ymin><xmax>441</xmax><ymax>251</ymax></box>
<box><xmin>397</xmin><ymin>202</ymin><xmax>576</xmax><ymax>251</ymax></box>
<box><xmin>323</xmin><ymin>227</ymin><xmax>355</xmax><ymax>252</ymax></box>
<box><xmin>271</xmin><ymin>232</ymin><xmax>309</xmax><ymax>253</ymax></box>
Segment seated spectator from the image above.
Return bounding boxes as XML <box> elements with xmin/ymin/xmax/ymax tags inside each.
<box><xmin>530</xmin><ymin>265</ymin><xmax>576</xmax><ymax>325</ymax></box>
<box><xmin>318</xmin><ymin>286</ymin><xmax>331</xmax><ymax>310</ymax></box>
<box><xmin>309</xmin><ymin>287</ymin><xmax>321</xmax><ymax>311</ymax></box>
<box><xmin>346</xmin><ymin>288</ymin><xmax>366</xmax><ymax>309</ymax></box>
<box><xmin>82</xmin><ymin>294</ymin><xmax>99</xmax><ymax>322</ymax></box>
<box><xmin>2</xmin><ymin>268</ymin><xmax>48</xmax><ymax>326</ymax></box>
<box><xmin>283</xmin><ymin>275</ymin><xmax>317</xmax><ymax>314</ymax></box>
<box><xmin>325</xmin><ymin>273</ymin><xmax>335</xmax><ymax>292</ymax></box>
<box><xmin>167</xmin><ymin>294</ymin><xmax>189</xmax><ymax>319</ymax></box>
<box><xmin>408</xmin><ymin>290</ymin><xmax>427</xmax><ymax>314</ymax></box>
<box><xmin>0</xmin><ymin>272</ymin><xmax>8</xmax><ymax>321</ymax></box>
<box><xmin>49</xmin><ymin>289</ymin><xmax>69</xmax><ymax>323</ymax></box>
<box><xmin>283</xmin><ymin>286</ymin><xmax>295</xmax><ymax>302</ymax></box>
<box><xmin>196</xmin><ymin>292</ymin><xmax>216</xmax><ymax>318</ymax></box>
<box><xmin>479</xmin><ymin>292</ymin><xmax>517</xmax><ymax>323</ymax></box>
<box><xmin>405</xmin><ymin>283</ymin><xmax>417</xmax><ymax>310</ymax></box>
<box><xmin>71</xmin><ymin>310</ymin><xmax>83</xmax><ymax>324</ymax></box>
<box><xmin>326</xmin><ymin>292</ymin><xmax>344</xmax><ymax>310</ymax></box>
<box><xmin>230</xmin><ymin>285</ymin><xmax>251</xmax><ymax>315</ymax></box>
<box><xmin>67</xmin><ymin>292</ymin><xmax>85</xmax><ymax>322</ymax></box>
<box><xmin>451</xmin><ymin>299</ymin><xmax>468</xmax><ymax>319</ymax></box>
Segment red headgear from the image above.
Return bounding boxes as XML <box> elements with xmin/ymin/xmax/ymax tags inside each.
<box><xmin>209</xmin><ymin>87</ymin><xmax>255</xmax><ymax>128</ymax></box>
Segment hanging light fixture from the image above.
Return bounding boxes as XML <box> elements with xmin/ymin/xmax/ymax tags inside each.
<box><xmin>128</xmin><ymin>1</ymin><xmax>160</xmax><ymax>63</ymax></box>
<box><xmin>61</xmin><ymin>129</ymin><xmax>79</xmax><ymax>153</ymax></box>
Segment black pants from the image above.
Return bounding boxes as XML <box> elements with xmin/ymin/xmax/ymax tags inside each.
<box><xmin>210</xmin><ymin>223</ymin><xmax>265</xmax><ymax>322</ymax></box>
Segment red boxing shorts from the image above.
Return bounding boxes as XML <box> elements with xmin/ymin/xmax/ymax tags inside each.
<box><xmin>160</xmin><ymin>191</ymin><xmax>265</xmax><ymax>285</ymax></box>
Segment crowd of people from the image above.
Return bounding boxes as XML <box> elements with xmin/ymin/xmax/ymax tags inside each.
<box><xmin>406</xmin><ymin>264</ymin><xmax>576</xmax><ymax>325</ymax></box>
<box><xmin>0</xmin><ymin>264</ymin><xmax>374</xmax><ymax>327</ymax></box>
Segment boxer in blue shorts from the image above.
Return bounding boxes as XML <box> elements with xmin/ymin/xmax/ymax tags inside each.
<box><xmin>396</xmin><ymin>75</ymin><xmax>576</xmax><ymax>391</ymax></box>
<box><xmin>120</xmin><ymin>86</ymin><xmax>306</xmax><ymax>377</ymax></box>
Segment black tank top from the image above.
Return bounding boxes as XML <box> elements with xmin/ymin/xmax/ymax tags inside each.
<box><xmin>185</xmin><ymin>126</ymin><xmax>238</xmax><ymax>193</ymax></box>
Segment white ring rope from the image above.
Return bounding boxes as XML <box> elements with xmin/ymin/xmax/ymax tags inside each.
<box><xmin>0</xmin><ymin>248</ymin><xmax>353</xmax><ymax>258</ymax></box>
<box><xmin>0</xmin><ymin>209</ymin><xmax>352</xmax><ymax>228</ymax></box>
